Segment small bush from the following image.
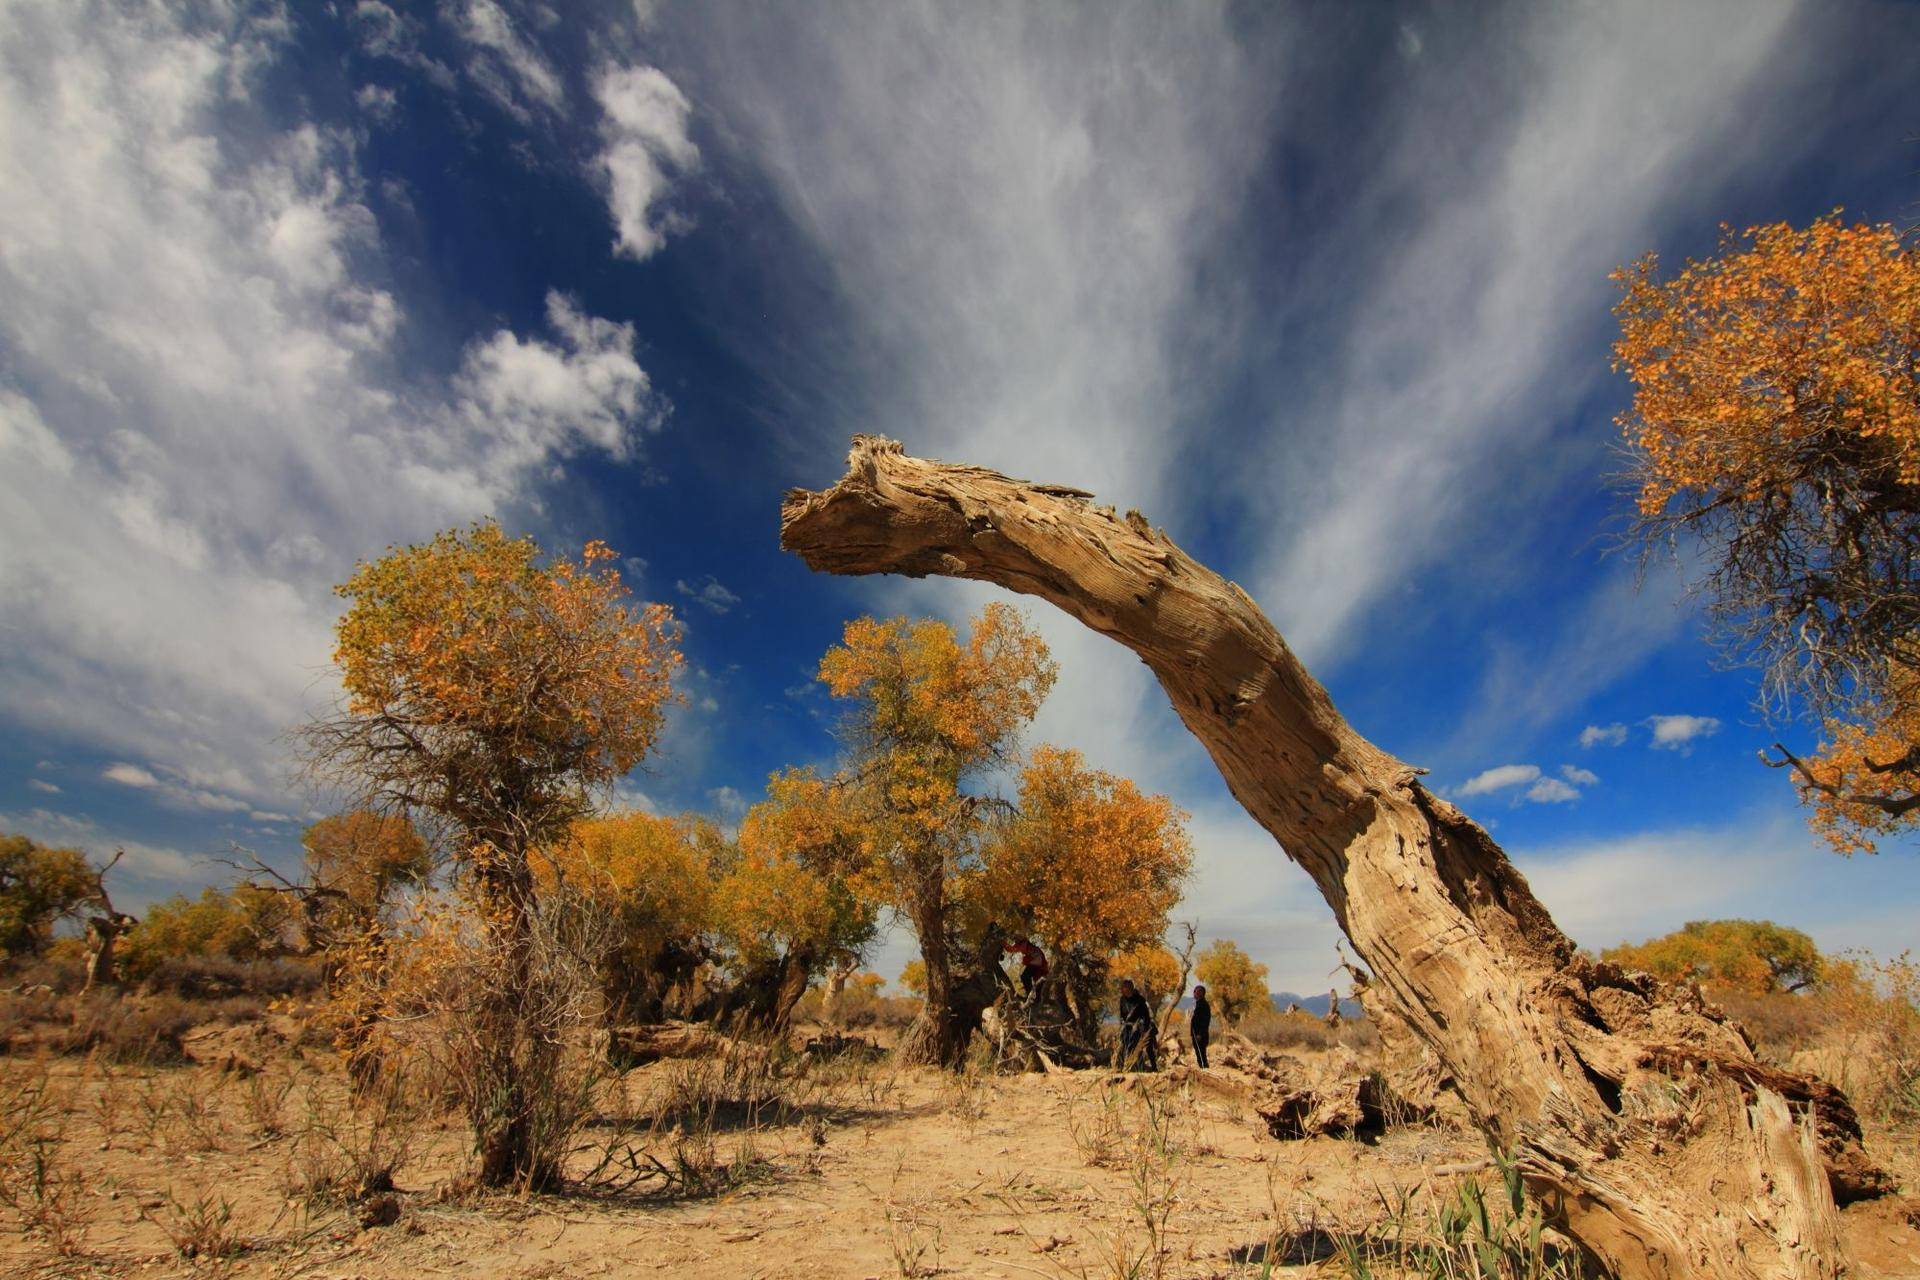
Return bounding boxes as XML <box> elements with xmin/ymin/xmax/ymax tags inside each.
<box><xmin>1236</xmin><ymin>1008</ymin><xmax>1377</xmax><ymax>1053</ymax></box>
<box><xmin>62</xmin><ymin>994</ymin><xmax>202</xmax><ymax>1063</ymax></box>
<box><xmin>137</xmin><ymin>955</ymin><xmax>324</xmax><ymax>999</ymax></box>
<box><xmin>1</xmin><ymin>949</ymin><xmax>88</xmax><ymax>995</ymax></box>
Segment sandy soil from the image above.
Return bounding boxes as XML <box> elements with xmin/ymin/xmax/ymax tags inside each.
<box><xmin>2</xmin><ymin>1027</ymin><xmax>1915</xmax><ymax>1280</ymax></box>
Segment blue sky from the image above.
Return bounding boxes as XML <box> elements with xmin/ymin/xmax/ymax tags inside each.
<box><xmin>2</xmin><ymin>0</ymin><xmax>1917</xmax><ymax>992</ymax></box>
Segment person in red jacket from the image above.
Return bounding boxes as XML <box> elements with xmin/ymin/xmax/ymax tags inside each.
<box><xmin>1005</xmin><ymin>936</ymin><xmax>1049</xmax><ymax>998</ymax></box>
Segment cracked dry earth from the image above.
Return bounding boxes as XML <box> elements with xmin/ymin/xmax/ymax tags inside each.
<box><xmin>3</xmin><ymin>1040</ymin><xmax>1917</xmax><ymax>1280</ymax></box>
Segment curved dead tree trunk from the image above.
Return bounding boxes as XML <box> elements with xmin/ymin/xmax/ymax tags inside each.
<box><xmin>780</xmin><ymin>436</ymin><xmax>1888</xmax><ymax>1280</ymax></box>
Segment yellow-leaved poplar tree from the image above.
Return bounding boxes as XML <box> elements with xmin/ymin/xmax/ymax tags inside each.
<box><xmin>1193</xmin><ymin>938</ymin><xmax>1270</xmax><ymax>1024</ymax></box>
<box><xmin>1603</xmin><ymin>920</ymin><xmax>1826</xmax><ymax>997</ymax></box>
<box><xmin>306</xmin><ymin>520</ymin><xmax>680</xmax><ymax>1189</ymax></box>
<box><xmin>534</xmin><ymin>810</ymin><xmax>724</xmax><ymax>1023</ymax></box>
<box><xmin>724</xmin><ymin>767</ymin><xmax>881</xmax><ymax>1030</ymax></box>
<box><xmin>1614</xmin><ymin>215</ymin><xmax>1920</xmax><ymax>853</ymax></box>
<box><xmin>978</xmin><ymin>744</ymin><xmax>1191</xmax><ymax>1042</ymax></box>
<box><xmin>816</xmin><ymin>603</ymin><xmax>1055</xmax><ymax>1066</ymax></box>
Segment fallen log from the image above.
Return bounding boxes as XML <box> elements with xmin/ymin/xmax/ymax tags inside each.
<box><xmin>779</xmin><ymin>436</ymin><xmax>1887</xmax><ymax>1280</ymax></box>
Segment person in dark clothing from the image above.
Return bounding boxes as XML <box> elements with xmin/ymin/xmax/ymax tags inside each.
<box><xmin>1005</xmin><ymin>937</ymin><xmax>1049</xmax><ymax>999</ymax></box>
<box><xmin>1117</xmin><ymin>978</ymin><xmax>1156</xmax><ymax>1070</ymax></box>
<box><xmin>1188</xmin><ymin>984</ymin><xmax>1212</xmax><ymax>1068</ymax></box>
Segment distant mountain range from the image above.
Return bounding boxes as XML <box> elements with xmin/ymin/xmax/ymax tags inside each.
<box><xmin>1268</xmin><ymin>991</ymin><xmax>1366</xmax><ymax>1019</ymax></box>
<box><xmin>1172</xmin><ymin>991</ymin><xmax>1366</xmax><ymax>1019</ymax></box>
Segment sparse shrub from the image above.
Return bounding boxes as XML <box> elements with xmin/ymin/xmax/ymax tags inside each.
<box><xmin>119</xmin><ymin>885</ymin><xmax>299</xmax><ymax>982</ymax></box>
<box><xmin>1238</xmin><ymin>1008</ymin><xmax>1378</xmax><ymax>1053</ymax></box>
<box><xmin>136</xmin><ymin>954</ymin><xmax>323</xmax><ymax>999</ymax></box>
<box><xmin>0</xmin><ymin>1065</ymin><xmax>87</xmax><ymax>1256</ymax></box>
<box><xmin>3</xmin><ymin>947</ymin><xmax>88</xmax><ymax>993</ymax></box>
<box><xmin>62</xmin><ymin>993</ymin><xmax>201</xmax><ymax>1063</ymax></box>
<box><xmin>1339</xmin><ymin>1159</ymin><xmax>1582</xmax><ymax>1279</ymax></box>
<box><xmin>142</xmin><ymin>1185</ymin><xmax>243</xmax><ymax>1260</ymax></box>
<box><xmin>1819</xmin><ymin>951</ymin><xmax>1920</xmax><ymax>1122</ymax></box>
<box><xmin>341</xmin><ymin>881</ymin><xmax>615</xmax><ymax>1190</ymax></box>
<box><xmin>287</xmin><ymin>1065</ymin><xmax>424</xmax><ymax>1208</ymax></box>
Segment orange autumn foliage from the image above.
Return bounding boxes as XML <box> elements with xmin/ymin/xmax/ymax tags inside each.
<box><xmin>816</xmin><ymin>603</ymin><xmax>1056</xmax><ymax>1065</ymax></box>
<box><xmin>1614</xmin><ymin>215</ymin><xmax>1920</xmax><ymax>853</ymax></box>
<box><xmin>1615</xmin><ymin>217</ymin><xmax>1920</xmax><ymax>522</ymax></box>
<box><xmin>312</xmin><ymin>520</ymin><xmax>681</xmax><ymax>1187</ymax></box>
<box><xmin>302</xmin><ymin>810</ymin><xmax>433</xmax><ymax>921</ymax></box>
<box><xmin>534</xmin><ymin>810</ymin><xmax>722</xmax><ymax>962</ymax></box>
<box><xmin>730</xmin><ymin>769</ymin><xmax>879</xmax><ymax>971</ymax></box>
<box><xmin>322</xmin><ymin>520</ymin><xmax>682</xmax><ymax>853</ymax></box>
<box><xmin>978</xmin><ymin>745</ymin><xmax>1191</xmax><ymax>961</ymax></box>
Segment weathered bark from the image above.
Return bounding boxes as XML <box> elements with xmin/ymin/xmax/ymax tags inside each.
<box><xmin>79</xmin><ymin>910</ymin><xmax>135</xmax><ymax>997</ymax></box>
<box><xmin>898</xmin><ymin>924</ymin><xmax>1006</xmax><ymax>1066</ymax></box>
<box><xmin>472</xmin><ymin>851</ymin><xmax>547</xmax><ymax>1190</ymax></box>
<box><xmin>710</xmin><ymin>949</ymin><xmax>815</xmax><ymax>1035</ymax></box>
<box><xmin>780</xmin><ymin>436</ymin><xmax>1888</xmax><ymax>1280</ymax></box>
<box><xmin>1188</xmin><ymin>1035</ymin><xmax>1430</xmax><ymax>1139</ymax></box>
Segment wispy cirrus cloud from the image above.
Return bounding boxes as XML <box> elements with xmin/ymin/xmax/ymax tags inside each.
<box><xmin>675</xmin><ymin>576</ymin><xmax>741</xmax><ymax>615</ymax></box>
<box><xmin>0</xmin><ymin>2</ymin><xmax>679</xmax><ymax>818</ymax></box>
<box><xmin>1515</xmin><ymin>809</ymin><xmax>1920</xmax><ymax>957</ymax></box>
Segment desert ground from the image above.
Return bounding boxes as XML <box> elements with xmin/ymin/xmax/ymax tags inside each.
<box><xmin>4</xmin><ymin>1001</ymin><xmax>1917</xmax><ymax>1280</ymax></box>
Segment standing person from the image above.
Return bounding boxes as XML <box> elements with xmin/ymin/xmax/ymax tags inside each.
<box><xmin>1117</xmin><ymin>978</ymin><xmax>1155</xmax><ymax>1070</ymax></box>
<box><xmin>1005</xmin><ymin>936</ymin><xmax>1049</xmax><ymax>999</ymax></box>
<box><xmin>1188</xmin><ymin>984</ymin><xmax>1212</xmax><ymax>1068</ymax></box>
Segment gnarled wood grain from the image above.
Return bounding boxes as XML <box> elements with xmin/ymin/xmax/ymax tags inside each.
<box><xmin>780</xmin><ymin>436</ymin><xmax>1887</xmax><ymax>1280</ymax></box>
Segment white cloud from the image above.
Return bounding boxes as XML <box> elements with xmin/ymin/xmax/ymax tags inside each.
<box><xmin>0</xmin><ymin>808</ymin><xmax>201</xmax><ymax>893</ymax></box>
<box><xmin>350</xmin><ymin>1</ymin><xmax>456</xmax><ymax>89</ymax></box>
<box><xmin>453</xmin><ymin>0</ymin><xmax>565</xmax><ymax>121</ymax></box>
<box><xmin>1580</xmin><ymin>723</ymin><xmax>1629</xmax><ymax>748</ymax></box>
<box><xmin>1647</xmin><ymin>714</ymin><xmax>1721</xmax><ymax>752</ymax></box>
<box><xmin>430</xmin><ymin>291</ymin><xmax>663</xmax><ymax>500</ymax></box>
<box><xmin>1515</xmin><ymin>811</ymin><xmax>1920</xmax><ymax>959</ymax></box>
<box><xmin>686</xmin><ymin>4</ymin><xmax>1273</xmax><ymax>519</ymax></box>
<box><xmin>606</xmin><ymin>777</ymin><xmax>660</xmax><ymax>814</ymax></box>
<box><xmin>706</xmin><ymin>785</ymin><xmax>747</xmax><ymax>819</ymax></box>
<box><xmin>1458</xmin><ymin>763</ymin><xmax>1541</xmax><ymax>796</ymax></box>
<box><xmin>26</xmin><ymin>779</ymin><xmax>60</xmax><ymax>794</ymax></box>
<box><xmin>102</xmin><ymin>763</ymin><xmax>161</xmax><ymax>790</ymax></box>
<box><xmin>594</xmin><ymin>65</ymin><xmax>698</xmax><ymax>261</ymax></box>
<box><xmin>1560</xmin><ymin>764</ymin><xmax>1600</xmax><ymax>787</ymax></box>
<box><xmin>675</xmin><ymin>575</ymin><xmax>741</xmax><ymax>614</ymax></box>
<box><xmin>102</xmin><ymin>761</ymin><xmax>252</xmax><ymax>814</ymax></box>
<box><xmin>1525</xmin><ymin>777</ymin><xmax>1581</xmax><ymax>804</ymax></box>
<box><xmin>0</xmin><ymin>4</ymin><xmax>664</xmax><ymax>826</ymax></box>
<box><xmin>1250</xmin><ymin>3</ymin><xmax>1806</xmax><ymax>667</ymax></box>
<box><xmin>355</xmin><ymin>83</ymin><xmax>398</xmax><ymax>123</ymax></box>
